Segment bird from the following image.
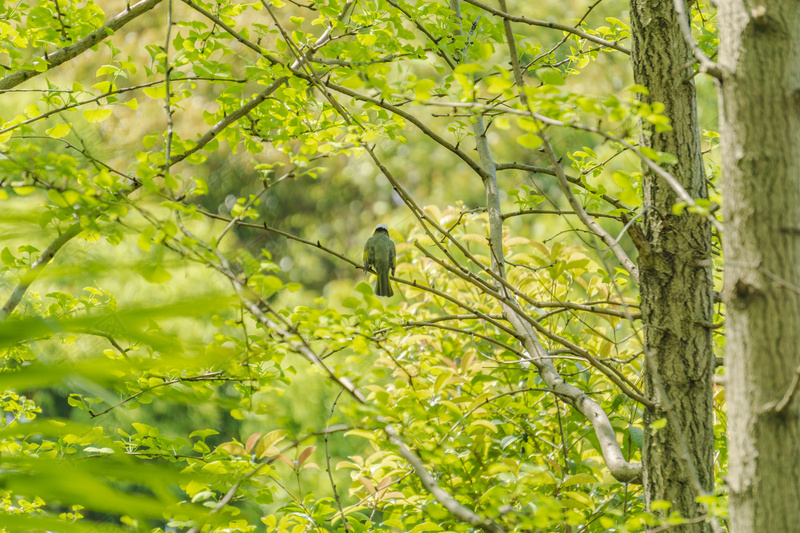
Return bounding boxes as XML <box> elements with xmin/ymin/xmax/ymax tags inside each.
<box><xmin>363</xmin><ymin>223</ymin><xmax>396</xmax><ymax>297</ymax></box>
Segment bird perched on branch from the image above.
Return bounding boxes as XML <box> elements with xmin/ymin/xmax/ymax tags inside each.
<box><xmin>363</xmin><ymin>223</ymin><xmax>395</xmax><ymax>297</ymax></box>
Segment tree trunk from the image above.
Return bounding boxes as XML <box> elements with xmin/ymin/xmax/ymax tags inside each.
<box><xmin>629</xmin><ymin>1</ymin><xmax>715</xmax><ymax>530</ymax></box>
<box><xmin>719</xmin><ymin>2</ymin><xmax>800</xmax><ymax>532</ymax></box>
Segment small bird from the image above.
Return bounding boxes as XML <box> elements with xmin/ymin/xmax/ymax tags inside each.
<box><xmin>363</xmin><ymin>223</ymin><xmax>396</xmax><ymax>297</ymax></box>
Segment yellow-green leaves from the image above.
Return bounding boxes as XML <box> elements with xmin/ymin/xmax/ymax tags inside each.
<box><xmin>536</xmin><ymin>68</ymin><xmax>565</xmax><ymax>86</ymax></box>
<box><xmin>46</xmin><ymin>123</ymin><xmax>71</xmax><ymax>138</ymax></box>
<box><xmin>143</xmin><ymin>85</ymin><xmax>167</xmax><ymax>99</ymax></box>
<box><xmin>517</xmin><ymin>132</ymin><xmax>543</xmax><ymax>149</ymax></box>
<box><xmin>83</xmin><ymin>108</ymin><xmax>113</xmax><ymax>123</ymax></box>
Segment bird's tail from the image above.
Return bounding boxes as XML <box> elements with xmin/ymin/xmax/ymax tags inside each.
<box><xmin>376</xmin><ymin>270</ymin><xmax>393</xmax><ymax>297</ymax></box>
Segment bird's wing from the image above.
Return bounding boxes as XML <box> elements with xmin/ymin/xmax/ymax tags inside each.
<box><xmin>363</xmin><ymin>239</ymin><xmax>374</xmax><ymax>269</ymax></box>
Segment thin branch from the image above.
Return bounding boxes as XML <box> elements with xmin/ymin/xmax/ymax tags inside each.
<box><xmin>163</xmin><ymin>0</ymin><xmax>175</xmax><ymax>173</ymax></box>
<box><xmin>438</xmin><ymin>387</ymin><xmax>558</xmax><ymax>446</ymax></box>
<box><xmin>527</xmin><ymin>317</ymin><xmax>651</xmax><ymax>406</ymax></box>
<box><xmin>169</xmin><ymin>77</ymin><xmax>287</xmax><ymax>167</ymax></box>
<box><xmin>461</xmin><ymin>0</ymin><xmax>630</xmax><ymax>54</ymax></box>
<box><xmin>463</xmin><ymin>0</ymin><xmax>643</xmax><ymax>483</ymax></box>
<box><xmin>672</xmin><ymin>0</ymin><xmax>723</xmax><ymax>79</ymax></box>
<box><xmin>1</xmin><ymin>73</ymin><xmax>288</xmax><ymax>320</ymax></box>
<box><xmin>88</xmin><ymin>371</ymin><xmax>242</xmax><ymax>418</ymax></box>
<box><xmin>540</xmin><ymin>129</ymin><xmax>640</xmax><ymax>283</ymax></box>
<box><xmin>324</xmin><ymin>80</ymin><xmax>490</xmax><ymax>181</ymax></box>
<box><xmin>525</xmin><ymin>0</ymin><xmax>607</xmax><ymax>69</ymax></box>
<box><xmin>435</xmin><ymin>100</ymin><xmax>722</xmax><ymax>232</ymax></box>
<box><xmin>0</xmin><ymin>222</ymin><xmax>83</xmax><ymax>320</ymax></box>
<box><xmin>503</xmin><ymin>208</ymin><xmax>621</xmax><ymax>221</ymax></box>
<box><xmin>384</xmin><ymin>426</ymin><xmax>506</xmax><ymax>533</ymax></box>
<box><xmin>180</xmin><ymin>0</ymin><xmax>278</xmax><ymax>59</ymax></box>
<box><xmin>175</xmin><ymin>227</ymin><xmax>503</xmax><ymax>533</ymax></box>
<box><xmin>0</xmin><ymin>80</ymin><xmax>169</xmax><ymax>138</ymax></box>
<box><xmin>496</xmin><ymin>162</ymin><xmax>631</xmax><ymax>211</ymax></box>
<box><xmin>0</xmin><ymin>0</ymin><xmax>164</xmax><ymax>91</ymax></box>
<box><xmin>396</xmin><ymin>320</ymin><xmax>525</xmax><ymax>358</ymax></box>
<box><xmin>185</xmin><ymin>427</ymin><xmax>347</xmax><ymax>533</ymax></box>
<box><xmin>386</xmin><ymin>0</ymin><xmax>456</xmax><ymax>69</ymax></box>
<box><xmin>325</xmin><ymin>390</ymin><xmax>349</xmax><ymax>531</ymax></box>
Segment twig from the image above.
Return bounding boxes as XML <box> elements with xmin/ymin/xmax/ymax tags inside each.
<box><xmin>503</xmin><ymin>208</ymin><xmax>621</xmax><ymax>220</ymax></box>
<box><xmin>88</xmin><ymin>372</ymin><xmax>242</xmax><ymax>418</ymax></box>
<box><xmin>325</xmin><ymin>390</ymin><xmax>349</xmax><ymax>531</ymax></box>
<box><xmin>463</xmin><ymin>0</ymin><xmax>643</xmax><ymax>483</ymax></box>
<box><xmin>384</xmin><ymin>426</ymin><xmax>506</xmax><ymax>533</ymax></box>
<box><xmin>672</xmin><ymin>0</ymin><xmax>723</xmax><ymax>79</ymax></box>
<box><xmin>0</xmin><ymin>222</ymin><xmax>83</xmax><ymax>320</ymax></box>
<box><xmin>163</xmin><ymin>0</ymin><xmax>175</xmax><ymax>173</ymax></box>
<box><xmin>0</xmin><ymin>0</ymin><xmax>164</xmax><ymax>91</ymax></box>
<box><xmin>461</xmin><ymin>0</ymin><xmax>630</xmax><ymax>54</ymax></box>
<box><xmin>540</xmin><ymin>129</ymin><xmax>640</xmax><ymax>283</ymax></box>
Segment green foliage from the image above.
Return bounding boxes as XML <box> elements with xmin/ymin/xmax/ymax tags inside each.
<box><xmin>0</xmin><ymin>0</ymin><xmax>726</xmax><ymax>532</ymax></box>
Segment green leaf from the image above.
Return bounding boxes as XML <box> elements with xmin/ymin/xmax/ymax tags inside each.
<box><xmin>409</xmin><ymin>523</ymin><xmax>443</xmax><ymax>533</ymax></box>
<box><xmin>357</xmin><ymin>33</ymin><xmax>378</xmax><ymax>46</ymax></box>
<box><xmin>47</xmin><ymin>189</ymin><xmax>69</xmax><ymax>207</ymax></box>
<box><xmin>139</xmin><ymin>265</ymin><xmax>172</xmax><ymax>283</ymax></box>
<box><xmin>342</xmin><ymin>297</ymin><xmax>361</xmax><ymax>308</ymax></box>
<box><xmin>1</xmin><ymin>247</ymin><xmax>15</xmax><ymax>266</ymax></box>
<box><xmin>629</xmin><ymin>425</ymin><xmax>644</xmax><ymax>450</ymax></box>
<box><xmin>627</xmin><ymin>84</ymin><xmax>650</xmax><ymax>94</ymax></box>
<box><xmin>83</xmin><ymin>108</ymin><xmax>113</xmax><ymax>123</ymax></box>
<box><xmin>537</xmin><ymin>69</ymin><xmax>565</xmax><ymax>85</ymax></box>
<box><xmin>561</xmin><ymin>473</ymin><xmax>596</xmax><ymax>487</ymax></box>
<box><xmin>651</xmin><ymin>500</ymin><xmax>672</xmax><ymax>511</ymax></box>
<box><xmin>486</xmin><ymin>76</ymin><xmax>513</xmax><ymax>94</ymax></box>
<box><xmin>517</xmin><ymin>133</ymin><xmax>542</xmax><ymax>149</ymax></box>
<box><xmin>46</xmin><ymin>123</ymin><xmax>71</xmax><ymax>138</ymax></box>
<box><xmin>143</xmin><ymin>85</ymin><xmax>167</xmax><ymax>99</ymax></box>
<box><xmin>256</xmin><ymin>429</ymin><xmax>290</xmax><ymax>459</ymax></box>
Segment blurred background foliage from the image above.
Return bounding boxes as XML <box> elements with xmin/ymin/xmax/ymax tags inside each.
<box><xmin>0</xmin><ymin>0</ymin><xmax>724</xmax><ymax>531</ymax></box>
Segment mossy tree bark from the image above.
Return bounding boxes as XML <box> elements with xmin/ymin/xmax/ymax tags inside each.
<box><xmin>629</xmin><ymin>1</ymin><xmax>715</xmax><ymax>530</ymax></box>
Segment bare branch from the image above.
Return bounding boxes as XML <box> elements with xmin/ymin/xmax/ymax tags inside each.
<box><xmin>436</xmin><ymin>100</ymin><xmax>722</xmax><ymax>233</ymax></box>
<box><xmin>163</xmin><ymin>0</ymin><xmax>175</xmax><ymax>173</ymax></box>
<box><xmin>185</xmin><ymin>427</ymin><xmax>347</xmax><ymax>533</ymax></box>
<box><xmin>325</xmin><ymin>390</ymin><xmax>349</xmax><ymax>531</ymax></box>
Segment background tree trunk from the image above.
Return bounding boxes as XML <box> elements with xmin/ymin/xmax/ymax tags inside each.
<box><xmin>629</xmin><ymin>1</ymin><xmax>715</xmax><ymax>529</ymax></box>
<box><xmin>719</xmin><ymin>2</ymin><xmax>800</xmax><ymax>531</ymax></box>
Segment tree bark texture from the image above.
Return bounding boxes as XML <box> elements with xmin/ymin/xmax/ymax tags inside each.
<box><xmin>719</xmin><ymin>2</ymin><xmax>800</xmax><ymax>532</ymax></box>
<box><xmin>629</xmin><ymin>1</ymin><xmax>715</xmax><ymax>530</ymax></box>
